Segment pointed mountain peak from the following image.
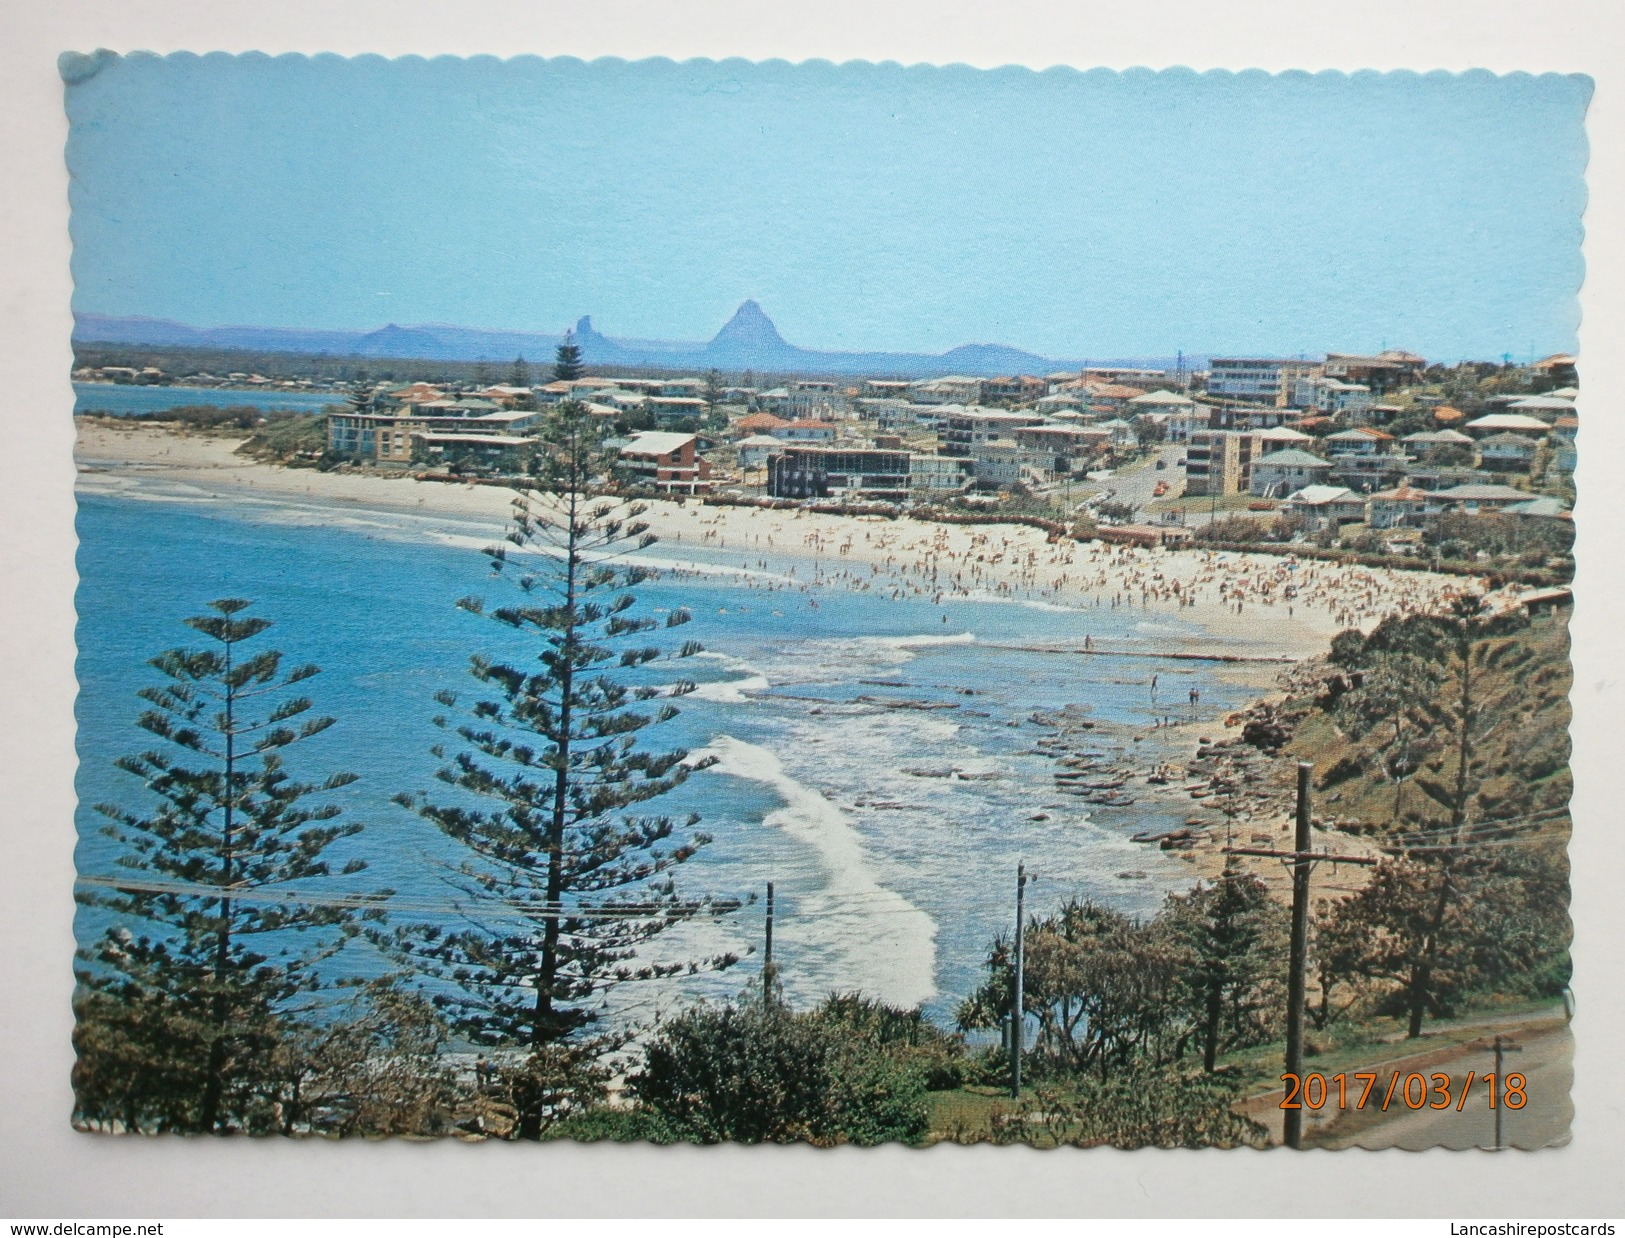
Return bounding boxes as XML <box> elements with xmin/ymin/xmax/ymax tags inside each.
<box><xmin>709</xmin><ymin>301</ymin><xmax>794</xmax><ymax>360</ymax></box>
<box><xmin>575</xmin><ymin>314</ymin><xmax>597</xmax><ymax>337</ymax></box>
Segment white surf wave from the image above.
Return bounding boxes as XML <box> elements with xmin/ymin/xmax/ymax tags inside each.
<box><xmin>688</xmin><ymin>674</ymin><xmax>773</xmax><ymax>704</ymax></box>
<box><xmin>870</xmin><ymin>631</ymin><xmax>976</xmax><ymax>649</ymax></box>
<box><xmin>696</xmin><ymin>734</ymin><xmax>938</xmax><ymax>1008</ymax></box>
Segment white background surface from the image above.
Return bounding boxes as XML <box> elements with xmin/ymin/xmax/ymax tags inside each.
<box><xmin>1</xmin><ymin>0</ymin><xmax>1621</xmax><ymax>1219</ymax></box>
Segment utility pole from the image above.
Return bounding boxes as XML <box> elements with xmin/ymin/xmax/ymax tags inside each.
<box><xmin>1284</xmin><ymin>763</ymin><xmax>1313</xmax><ymax>1149</ymax></box>
<box><xmin>1223</xmin><ymin>762</ymin><xmax>1377</xmax><ymax>1148</ymax></box>
<box><xmin>763</xmin><ymin>881</ymin><xmax>776</xmax><ymax>1009</ymax></box>
<box><xmin>1493</xmin><ymin>1035</ymin><xmax>1522</xmax><ymax>1150</ymax></box>
<box><xmin>1011</xmin><ymin>862</ymin><xmax>1027</xmax><ymax>1100</ymax></box>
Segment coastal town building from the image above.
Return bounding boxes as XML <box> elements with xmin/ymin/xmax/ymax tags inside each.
<box><xmin>327</xmin><ymin>406</ymin><xmax>542</xmax><ymax>463</ymax></box>
<box><xmin>853</xmin><ymin>398</ymin><xmax>931</xmax><ymax>430</ymax></box>
<box><xmin>1035</xmin><ymin>391</ymin><xmax>1088</xmax><ymax>417</ymax></box>
<box><xmin>767</xmin><ymin>446</ymin><xmax>912</xmax><ymax>504</ymax></box>
<box><xmin>1126</xmin><ymin>389</ymin><xmax>1200</xmax><ymax>438</ymax></box>
<box><xmin>1075</xmin><ymin>367</ymin><xmax>1173</xmax><ymax>387</ymax></box>
<box><xmin>1322</xmin><ymin>427</ymin><xmax>1409</xmax><ymax>491</ymax></box>
<box><xmin>1322</xmin><ymin>350</ymin><xmax>1427</xmax><ymax>393</ymax></box>
<box><xmin>735</xmin><ymin>434</ymin><xmax>785</xmax><ymax>470</ymax></box>
<box><xmin>1204</xmin><ymin>404</ymin><xmax>1298</xmax><ymax>430</ymax></box>
<box><xmin>1323</xmin><ymin>427</ymin><xmax>1398</xmax><ymax>456</ymax></box>
<box><xmin>908</xmin><ymin>454</ymin><xmax>974</xmax><ymax>494</ymax></box>
<box><xmin>1477</xmin><ymin>432</ymin><xmax>1541</xmax><ymax>472</ymax></box>
<box><xmin>1504</xmin><ymin>395</ymin><xmax>1576</xmax><ymax>420</ymax></box>
<box><xmin>1464</xmin><ymin>412</ymin><xmax>1552</xmax><ymax>435</ymax></box>
<box><xmin>1290</xmin><ymin>377</ymin><xmax>1374</xmax><ymax>415</ymax></box>
<box><xmin>1365</xmin><ymin>484</ymin><xmax>1432</xmax><ymax>529</ymax></box>
<box><xmin>410</xmin><ymin>432</ymin><xmax>535</xmax><ymax>469</ymax></box>
<box><xmin>909</xmin><ymin>376</ymin><xmax>984</xmax><ymax>406</ymax></box>
<box><xmin>647</xmin><ymin>395</ymin><xmax>709</xmax><ymax>422</ymax></box>
<box><xmin>1531</xmin><ymin>353</ymin><xmax>1579</xmax><ymax>387</ymax></box>
<box><xmin>966</xmin><ymin>443</ymin><xmax>1042</xmax><ymax>488</ymax></box>
<box><xmin>1402</xmin><ymin>429</ymin><xmax>1475</xmax><ymax>450</ymax></box>
<box><xmin>939</xmin><ymin>407</ymin><xmax>1045</xmax><ymax>457</ymax></box>
<box><xmin>1013</xmin><ymin>424</ymin><xmax>1111</xmax><ymax>474</ymax></box>
<box><xmin>1184</xmin><ymin>430</ymin><xmax>1264</xmax><ymax>497</ymax></box>
<box><xmin>1248</xmin><ymin>448</ymin><xmax>1333</xmax><ymax>498</ymax></box>
<box><xmin>979</xmin><ymin>375</ymin><xmax>1048</xmax><ymax>405</ymax></box>
<box><xmin>1403</xmin><ymin>465</ymin><xmax>1493</xmax><ymax>492</ymax></box>
<box><xmin>735</xmin><ymin>412</ymin><xmax>789</xmax><ymax>436</ymax></box>
<box><xmin>1427</xmin><ymin>483</ymin><xmax>1534</xmax><ymax>514</ymax></box>
<box><xmin>1095</xmin><ymin>523</ymin><xmax>1195</xmax><ymax>549</ymax></box>
<box><xmin>1205</xmin><ymin>358</ymin><xmax>1321</xmax><ymax>404</ymax></box>
<box><xmin>774</xmin><ymin>419</ymin><xmax>838</xmax><ymax>442</ymax></box>
<box><xmin>1281</xmin><ymin>484</ymin><xmax>1366</xmax><ymax>531</ymax></box>
<box><xmin>1253</xmin><ymin>425</ymin><xmax>1316</xmax><ymax>448</ymax></box>
<box><xmin>1083</xmin><ymin>384</ymin><xmax>1147</xmax><ymax>412</ymax></box>
<box><xmin>617</xmin><ymin>430</ymin><xmax>712</xmax><ymax>494</ymax></box>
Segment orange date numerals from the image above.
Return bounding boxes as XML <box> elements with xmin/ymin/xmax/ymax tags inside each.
<box><xmin>1280</xmin><ymin>1071</ymin><xmax>1528</xmax><ymax>1112</ymax></box>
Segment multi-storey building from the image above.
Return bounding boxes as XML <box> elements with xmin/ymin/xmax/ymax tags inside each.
<box><xmin>979</xmin><ymin>375</ymin><xmax>1049</xmax><ymax>406</ymax></box>
<box><xmin>939</xmin><ymin>407</ymin><xmax>1045</xmax><ymax>457</ymax></box>
<box><xmin>1013</xmin><ymin>425</ymin><xmax>1110</xmax><ymax>474</ymax></box>
<box><xmin>1206</xmin><ymin>358</ymin><xmax>1323</xmax><ymax>404</ymax></box>
<box><xmin>767</xmin><ymin>446</ymin><xmax>913</xmax><ymax>504</ymax></box>
<box><xmin>1290</xmin><ymin>377</ymin><xmax>1374</xmax><ymax>415</ymax></box>
<box><xmin>1184</xmin><ymin>429</ymin><xmax>1265</xmax><ymax>497</ymax></box>
<box><xmin>909</xmin><ymin>376</ymin><xmax>984</xmax><ymax>406</ymax></box>
<box><xmin>908</xmin><ymin>454</ymin><xmax>973</xmax><ymax>494</ymax></box>
<box><xmin>618</xmin><ymin>430</ymin><xmax>712</xmax><ymax>494</ymax></box>
<box><xmin>327</xmin><ymin>406</ymin><xmax>542</xmax><ymax>463</ymax></box>
<box><xmin>1323</xmin><ymin>351</ymin><xmax>1426</xmax><ymax>393</ymax></box>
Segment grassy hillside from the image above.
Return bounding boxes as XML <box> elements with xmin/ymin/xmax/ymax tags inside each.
<box><xmin>1271</xmin><ymin>605</ymin><xmax>1572</xmax><ymax>837</ymax></box>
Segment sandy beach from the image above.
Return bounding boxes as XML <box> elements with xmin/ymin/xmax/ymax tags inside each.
<box><xmin>75</xmin><ymin>420</ymin><xmax>1474</xmax><ymax>663</ymax></box>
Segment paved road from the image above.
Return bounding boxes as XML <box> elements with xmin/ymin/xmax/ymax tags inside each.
<box><xmin>1311</xmin><ymin>1021</ymin><xmax>1573</xmax><ymax>1150</ymax></box>
<box><xmin>1050</xmin><ymin>444</ymin><xmax>1185</xmax><ymax>518</ymax></box>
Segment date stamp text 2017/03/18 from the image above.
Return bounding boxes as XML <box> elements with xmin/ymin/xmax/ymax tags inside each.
<box><xmin>1280</xmin><ymin>1071</ymin><xmax>1528</xmax><ymax>1113</ymax></box>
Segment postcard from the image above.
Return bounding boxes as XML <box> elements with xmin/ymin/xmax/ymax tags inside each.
<box><xmin>62</xmin><ymin>51</ymin><xmax>1586</xmax><ymax>1151</ymax></box>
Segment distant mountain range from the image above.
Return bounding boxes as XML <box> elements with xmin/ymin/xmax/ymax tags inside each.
<box><xmin>73</xmin><ymin>302</ymin><xmax>1203</xmax><ymax>379</ymax></box>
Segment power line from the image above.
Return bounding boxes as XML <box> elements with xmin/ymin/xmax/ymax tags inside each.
<box><xmin>75</xmin><ymin>874</ymin><xmax>749</xmax><ymax>921</ymax></box>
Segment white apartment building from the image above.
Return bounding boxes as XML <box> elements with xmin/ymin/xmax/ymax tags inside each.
<box><xmin>1291</xmin><ymin>377</ymin><xmax>1374</xmax><ymax>415</ymax></box>
<box><xmin>939</xmin><ymin>407</ymin><xmax>1045</xmax><ymax>457</ymax></box>
<box><xmin>1206</xmin><ymin>358</ymin><xmax>1323</xmax><ymax>403</ymax></box>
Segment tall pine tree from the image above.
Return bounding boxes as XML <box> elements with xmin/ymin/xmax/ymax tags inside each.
<box><xmin>553</xmin><ymin>332</ymin><xmax>584</xmax><ymax>382</ymax></box>
<box><xmin>74</xmin><ymin>600</ymin><xmax>372</xmax><ymax>1134</ymax></box>
<box><xmin>393</xmin><ymin>400</ymin><xmax>743</xmax><ymax>1139</ymax></box>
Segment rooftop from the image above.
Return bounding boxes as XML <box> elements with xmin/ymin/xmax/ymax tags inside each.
<box><xmin>1505</xmin><ymin>497</ymin><xmax>1571</xmax><ymax>518</ymax></box>
<box><xmin>1402</xmin><ymin>429</ymin><xmax>1474</xmax><ymax>445</ymax></box>
<box><xmin>1370</xmin><ymin>484</ymin><xmax>1431</xmax><ymax>502</ymax></box>
<box><xmin>1465</xmin><ymin>413</ymin><xmax>1552</xmax><ymax>432</ymax></box>
<box><xmin>1254</xmin><ymin>449</ymin><xmax>1331</xmax><ymax>467</ymax></box>
<box><xmin>1256</xmin><ymin>425</ymin><xmax>1314</xmax><ymax>442</ymax></box>
<box><xmin>1431</xmin><ymin>484</ymin><xmax>1531</xmax><ymax>501</ymax></box>
<box><xmin>621</xmin><ymin>431</ymin><xmax>698</xmax><ymax>455</ymax></box>
<box><xmin>1285</xmin><ymin>485</ymin><xmax>1358</xmax><ymax>505</ymax></box>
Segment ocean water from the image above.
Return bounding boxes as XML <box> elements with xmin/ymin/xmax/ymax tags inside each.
<box><xmin>75</xmin><ymin>487</ymin><xmax>1263</xmax><ymax>1025</ymax></box>
<box><xmin>74</xmin><ymin>383</ymin><xmax>346</xmax><ymax>417</ymax></box>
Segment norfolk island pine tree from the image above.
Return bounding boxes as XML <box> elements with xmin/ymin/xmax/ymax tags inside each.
<box><xmin>74</xmin><ymin>600</ymin><xmax>380</xmax><ymax>1134</ymax></box>
<box><xmin>389</xmin><ymin>399</ymin><xmax>745</xmax><ymax>1140</ymax></box>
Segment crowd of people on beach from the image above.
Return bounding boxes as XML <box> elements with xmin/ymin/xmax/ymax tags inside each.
<box><xmin>656</xmin><ymin>504</ymin><xmax>1469</xmax><ymax>641</ymax></box>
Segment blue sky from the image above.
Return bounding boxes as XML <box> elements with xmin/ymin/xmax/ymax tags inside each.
<box><xmin>65</xmin><ymin>54</ymin><xmax>1590</xmax><ymax>361</ymax></box>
